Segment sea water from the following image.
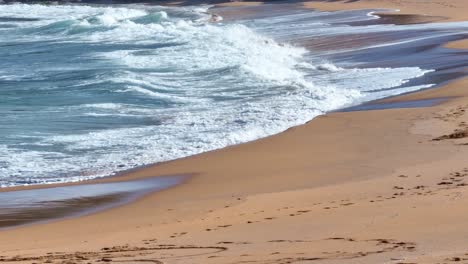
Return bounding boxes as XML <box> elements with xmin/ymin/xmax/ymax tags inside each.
<box><xmin>0</xmin><ymin>3</ymin><xmax>467</xmax><ymax>186</ymax></box>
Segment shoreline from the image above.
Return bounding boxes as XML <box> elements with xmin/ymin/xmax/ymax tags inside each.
<box><xmin>0</xmin><ymin>0</ymin><xmax>465</xmax><ymax>193</ymax></box>
<box><xmin>0</xmin><ymin>78</ymin><xmax>459</xmax><ymax>192</ymax></box>
<box><xmin>0</xmin><ymin>176</ymin><xmax>185</xmax><ymax>230</ymax></box>
<box><xmin>302</xmin><ymin>0</ymin><xmax>468</xmax><ymax>22</ymax></box>
<box><xmin>1</xmin><ymin>1</ymin><xmax>468</xmax><ymax>263</ymax></box>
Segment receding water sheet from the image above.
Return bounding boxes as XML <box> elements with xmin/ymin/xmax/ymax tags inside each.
<box><xmin>339</xmin><ymin>97</ymin><xmax>450</xmax><ymax>112</ymax></box>
<box><xmin>0</xmin><ymin>176</ymin><xmax>183</xmax><ymax>229</ymax></box>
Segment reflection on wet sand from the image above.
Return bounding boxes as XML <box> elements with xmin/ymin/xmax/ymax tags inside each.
<box><xmin>0</xmin><ymin>176</ymin><xmax>184</xmax><ymax>229</ymax></box>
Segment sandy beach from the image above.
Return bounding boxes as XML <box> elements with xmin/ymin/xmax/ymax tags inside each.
<box><xmin>303</xmin><ymin>0</ymin><xmax>468</xmax><ymax>22</ymax></box>
<box><xmin>1</xmin><ymin>0</ymin><xmax>468</xmax><ymax>263</ymax></box>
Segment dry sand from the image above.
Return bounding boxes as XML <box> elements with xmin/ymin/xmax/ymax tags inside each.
<box><xmin>1</xmin><ymin>1</ymin><xmax>468</xmax><ymax>263</ymax></box>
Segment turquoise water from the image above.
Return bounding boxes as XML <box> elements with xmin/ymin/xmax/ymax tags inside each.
<box><xmin>0</xmin><ymin>3</ymin><xmax>467</xmax><ymax>186</ymax></box>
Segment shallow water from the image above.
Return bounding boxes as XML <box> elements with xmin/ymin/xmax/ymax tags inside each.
<box><xmin>0</xmin><ymin>176</ymin><xmax>183</xmax><ymax>228</ymax></box>
<box><xmin>0</xmin><ymin>3</ymin><xmax>467</xmax><ymax>186</ymax></box>
<box><xmin>338</xmin><ymin>98</ymin><xmax>450</xmax><ymax>112</ymax></box>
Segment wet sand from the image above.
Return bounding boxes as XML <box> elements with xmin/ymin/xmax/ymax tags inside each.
<box><xmin>0</xmin><ymin>176</ymin><xmax>183</xmax><ymax>229</ymax></box>
<box><xmin>303</xmin><ymin>0</ymin><xmax>468</xmax><ymax>22</ymax></box>
<box><xmin>1</xmin><ymin>0</ymin><xmax>468</xmax><ymax>263</ymax></box>
<box><xmin>446</xmin><ymin>39</ymin><xmax>468</xmax><ymax>49</ymax></box>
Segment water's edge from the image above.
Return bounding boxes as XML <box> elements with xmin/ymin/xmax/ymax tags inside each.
<box><xmin>1</xmin><ymin>2</ymin><xmax>467</xmax><ymax>188</ymax></box>
<box><xmin>0</xmin><ymin>2</ymin><xmax>466</xmax><ymax>229</ymax></box>
<box><xmin>0</xmin><ymin>175</ymin><xmax>186</xmax><ymax>229</ymax></box>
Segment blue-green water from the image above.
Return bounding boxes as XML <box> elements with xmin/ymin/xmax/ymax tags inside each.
<box><xmin>0</xmin><ymin>3</ymin><xmax>467</xmax><ymax>186</ymax></box>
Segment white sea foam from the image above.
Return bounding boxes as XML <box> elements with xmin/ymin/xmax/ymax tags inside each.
<box><xmin>315</xmin><ymin>63</ymin><xmax>343</xmax><ymax>72</ymax></box>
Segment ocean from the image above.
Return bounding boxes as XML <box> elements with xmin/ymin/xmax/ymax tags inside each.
<box><xmin>1</xmin><ymin>2</ymin><xmax>467</xmax><ymax>186</ymax></box>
